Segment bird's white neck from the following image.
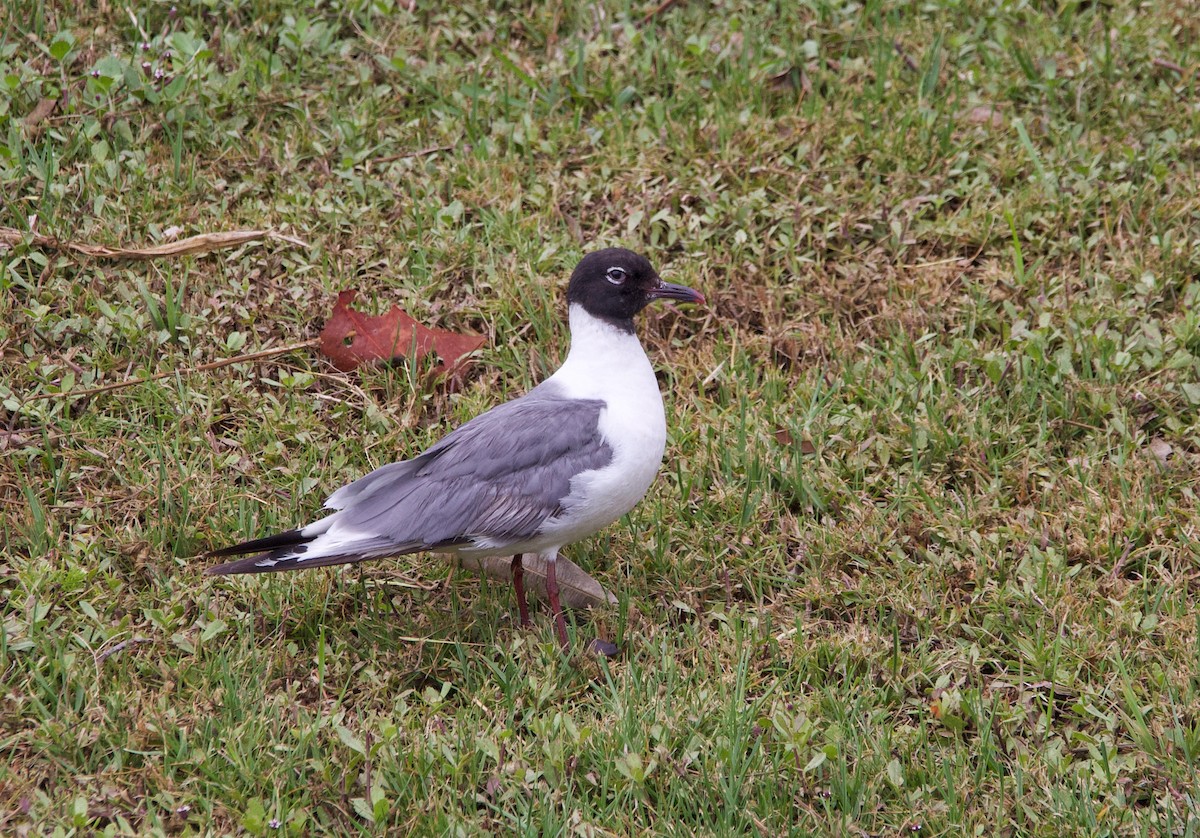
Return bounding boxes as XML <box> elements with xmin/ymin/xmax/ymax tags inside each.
<box><xmin>548</xmin><ymin>304</ymin><xmax>657</xmax><ymax>400</ymax></box>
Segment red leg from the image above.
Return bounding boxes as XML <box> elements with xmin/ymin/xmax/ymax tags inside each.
<box><xmin>510</xmin><ymin>553</ymin><xmax>531</xmax><ymax>627</ymax></box>
<box><xmin>544</xmin><ymin>556</ymin><xmax>569</xmax><ymax>649</ymax></box>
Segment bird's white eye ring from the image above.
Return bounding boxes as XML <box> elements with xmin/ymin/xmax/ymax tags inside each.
<box><xmin>605</xmin><ymin>267</ymin><xmax>627</xmax><ymax>285</ymax></box>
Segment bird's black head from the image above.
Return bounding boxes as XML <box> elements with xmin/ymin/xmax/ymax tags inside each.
<box><xmin>566</xmin><ymin>248</ymin><xmax>705</xmax><ymax>333</ymax></box>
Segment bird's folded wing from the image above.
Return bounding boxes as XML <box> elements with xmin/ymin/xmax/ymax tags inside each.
<box><xmin>322</xmin><ymin>386</ymin><xmax>613</xmax><ymax>549</ymax></box>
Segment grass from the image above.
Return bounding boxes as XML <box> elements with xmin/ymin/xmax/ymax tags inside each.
<box><xmin>2</xmin><ymin>0</ymin><xmax>1200</xmax><ymax>833</ymax></box>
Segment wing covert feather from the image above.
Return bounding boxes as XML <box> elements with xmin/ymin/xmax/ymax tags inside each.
<box><xmin>323</xmin><ymin>384</ymin><xmax>612</xmax><ymax>549</ymax></box>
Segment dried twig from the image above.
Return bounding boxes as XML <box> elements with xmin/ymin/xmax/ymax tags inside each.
<box><xmin>1109</xmin><ymin>539</ymin><xmax>1136</xmax><ymax>581</ymax></box>
<box><xmin>384</xmin><ymin>635</ymin><xmax>486</xmax><ymax>647</ymax></box>
<box><xmin>1151</xmin><ymin>57</ymin><xmax>1188</xmax><ymax>76</ymax></box>
<box><xmin>24</xmin><ymin>339</ymin><xmax>320</xmax><ymax>403</ymax></box>
<box><xmin>641</xmin><ymin>0</ymin><xmax>682</xmax><ymax>26</ymax></box>
<box><xmin>0</xmin><ymin>227</ymin><xmax>309</xmax><ymax>260</ymax></box>
<box><xmin>97</xmin><ymin>637</ymin><xmax>152</xmax><ymax>662</ymax></box>
<box><xmin>893</xmin><ymin>39</ymin><xmax>920</xmax><ymax>72</ymax></box>
<box><xmin>361</xmin><ymin>145</ymin><xmax>456</xmax><ymax>168</ymax></box>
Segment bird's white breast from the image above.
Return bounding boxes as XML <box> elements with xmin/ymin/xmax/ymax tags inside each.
<box><xmin>536</xmin><ymin>305</ymin><xmax>667</xmax><ymax>544</ymax></box>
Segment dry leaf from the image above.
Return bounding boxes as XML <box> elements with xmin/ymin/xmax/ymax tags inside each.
<box><xmin>767</xmin><ymin>66</ymin><xmax>811</xmax><ymax>97</ymax></box>
<box><xmin>1146</xmin><ymin>438</ymin><xmax>1173</xmax><ymax>465</ymax></box>
<box><xmin>318</xmin><ymin>289</ymin><xmax>485</xmax><ymax>375</ymax></box>
<box><xmin>771</xmin><ymin>336</ymin><xmax>802</xmax><ymax>370</ymax></box>
<box><xmin>900</xmin><ymin>194</ymin><xmax>939</xmax><ymax>212</ymax></box>
<box><xmin>963</xmin><ymin>105</ymin><xmax>1004</xmax><ymax>128</ymax></box>
<box><xmin>24</xmin><ymin>97</ymin><xmax>57</xmax><ymax>128</ymax></box>
<box><xmin>456</xmin><ymin>554</ymin><xmax>617</xmax><ymax>610</ymax></box>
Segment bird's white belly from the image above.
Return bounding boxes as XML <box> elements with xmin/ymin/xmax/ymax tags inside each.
<box><xmin>449</xmin><ymin>306</ymin><xmax>669</xmax><ymax>558</ymax></box>
<box><xmin>527</xmin><ymin>310</ymin><xmax>668</xmax><ymax>550</ymax></box>
<box><xmin>539</xmin><ymin>405</ymin><xmax>667</xmax><ymax>545</ymax></box>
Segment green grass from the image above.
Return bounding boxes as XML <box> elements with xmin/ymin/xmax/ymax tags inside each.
<box><xmin>3</xmin><ymin>0</ymin><xmax>1200</xmax><ymax>833</ymax></box>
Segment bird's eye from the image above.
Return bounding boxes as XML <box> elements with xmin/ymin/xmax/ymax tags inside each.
<box><xmin>605</xmin><ymin>267</ymin><xmax>628</xmax><ymax>286</ymax></box>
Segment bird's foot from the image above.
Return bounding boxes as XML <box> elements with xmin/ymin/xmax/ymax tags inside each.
<box><xmin>587</xmin><ymin>638</ymin><xmax>621</xmax><ymax>658</ymax></box>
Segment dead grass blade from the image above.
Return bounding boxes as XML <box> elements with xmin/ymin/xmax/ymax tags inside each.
<box><xmin>0</xmin><ymin>227</ymin><xmax>309</xmax><ymax>260</ymax></box>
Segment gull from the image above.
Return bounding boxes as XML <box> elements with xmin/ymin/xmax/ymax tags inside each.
<box><xmin>207</xmin><ymin>248</ymin><xmax>705</xmax><ymax>649</ymax></box>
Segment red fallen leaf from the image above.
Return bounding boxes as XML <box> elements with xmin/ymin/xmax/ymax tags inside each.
<box><xmin>484</xmin><ymin>775</ymin><xmax>501</xmax><ymax>798</ymax></box>
<box><xmin>318</xmin><ymin>290</ymin><xmax>485</xmax><ymax>375</ymax></box>
<box><xmin>774</xmin><ymin>427</ymin><xmax>817</xmax><ymax>455</ymax></box>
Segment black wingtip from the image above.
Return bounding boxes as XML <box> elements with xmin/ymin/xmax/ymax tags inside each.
<box><xmin>205</xmin><ymin>551</ymin><xmax>294</xmax><ymax>576</ymax></box>
<box><xmin>206</xmin><ymin>529</ymin><xmax>314</xmax><ymax>559</ymax></box>
<box><xmin>205</xmin><ymin>529</ymin><xmax>318</xmax><ymax>575</ymax></box>
<box><xmin>205</xmin><ymin>555</ymin><xmax>263</xmax><ymax>576</ymax></box>
<box><xmin>206</xmin><ymin>549</ymin><xmax>376</xmax><ymax>576</ymax></box>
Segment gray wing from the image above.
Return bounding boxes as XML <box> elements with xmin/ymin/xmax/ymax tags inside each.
<box><xmin>322</xmin><ymin>382</ymin><xmax>612</xmax><ymax>549</ymax></box>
